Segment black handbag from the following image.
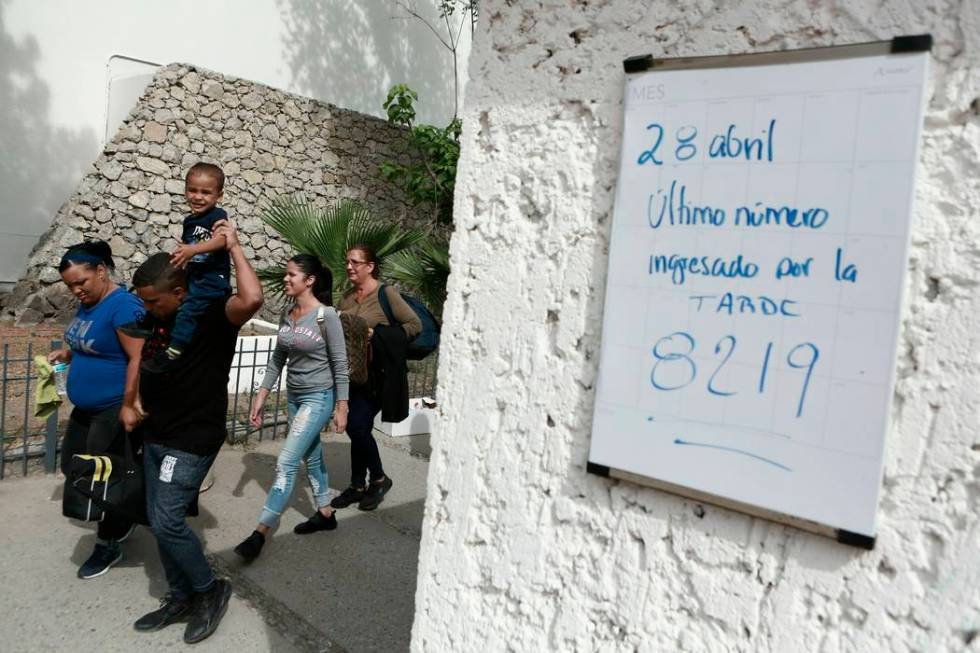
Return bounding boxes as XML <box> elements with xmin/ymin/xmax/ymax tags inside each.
<box><xmin>63</xmin><ymin>432</ymin><xmax>149</xmax><ymax>526</ymax></box>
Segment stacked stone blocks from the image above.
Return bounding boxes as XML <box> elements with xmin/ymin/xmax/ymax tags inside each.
<box><xmin>4</xmin><ymin>63</ymin><xmax>423</xmax><ymax>324</ymax></box>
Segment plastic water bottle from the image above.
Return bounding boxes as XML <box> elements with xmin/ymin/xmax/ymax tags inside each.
<box><xmin>52</xmin><ymin>362</ymin><xmax>69</xmax><ymax>396</ymax></box>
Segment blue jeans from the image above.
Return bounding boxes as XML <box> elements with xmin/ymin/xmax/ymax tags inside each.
<box><xmin>169</xmin><ymin>269</ymin><xmax>230</xmax><ymax>350</ymax></box>
<box><xmin>259</xmin><ymin>389</ymin><xmax>335</xmax><ymax>528</ymax></box>
<box><xmin>144</xmin><ymin>443</ymin><xmax>217</xmax><ymax>601</ymax></box>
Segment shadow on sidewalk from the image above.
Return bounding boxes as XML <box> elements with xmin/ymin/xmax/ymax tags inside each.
<box><xmin>217</xmin><ymin>440</ymin><xmax>425</xmax><ymax>653</ymax></box>
<box><xmin>40</xmin><ymin>436</ymin><xmax>425</xmax><ymax>652</ymax></box>
<box><xmin>39</xmin><ymin>481</ymin><xmax>292</xmax><ymax>651</ymax></box>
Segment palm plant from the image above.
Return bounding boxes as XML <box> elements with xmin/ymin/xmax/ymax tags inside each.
<box><xmin>259</xmin><ymin>195</ymin><xmax>454</xmax><ymax>314</ymax></box>
<box><xmin>384</xmin><ymin>238</ymin><xmax>450</xmax><ymax>317</ymax></box>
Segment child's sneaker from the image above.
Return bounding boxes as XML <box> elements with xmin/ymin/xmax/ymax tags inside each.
<box><xmin>143</xmin><ymin>347</ymin><xmax>181</xmax><ymax>374</ymax></box>
<box><xmin>118</xmin><ymin>318</ymin><xmax>154</xmax><ymax>338</ymax></box>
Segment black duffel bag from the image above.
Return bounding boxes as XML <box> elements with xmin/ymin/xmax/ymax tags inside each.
<box><xmin>63</xmin><ymin>432</ymin><xmax>148</xmax><ymax>526</ymax></box>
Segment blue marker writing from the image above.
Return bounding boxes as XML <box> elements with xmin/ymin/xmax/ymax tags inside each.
<box><xmin>649</xmin><ymin>253</ymin><xmax>759</xmax><ymax>285</ymax></box>
<box><xmin>674</xmin><ymin>437</ymin><xmax>792</xmax><ymax>471</ymax></box>
<box><xmin>648</xmin><ymin>180</ymin><xmax>726</xmax><ymax>229</ymax></box>
<box><xmin>707</xmin><ymin>118</ymin><xmax>776</xmax><ymax>162</ymax></box>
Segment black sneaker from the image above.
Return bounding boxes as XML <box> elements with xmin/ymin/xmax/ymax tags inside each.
<box><xmin>183</xmin><ymin>578</ymin><xmax>232</xmax><ymax>644</ymax></box>
<box><xmin>77</xmin><ymin>542</ymin><xmax>122</xmax><ymax>579</ymax></box>
<box><xmin>330</xmin><ymin>485</ymin><xmax>365</xmax><ymax>509</ymax></box>
<box><xmin>358</xmin><ymin>476</ymin><xmax>393</xmax><ymax>511</ymax></box>
<box><xmin>134</xmin><ymin>594</ymin><xmax>192</xmax><ymax>632</ymax></box>
<box><xmin>233</xmin><ymin>531</ymin><xmax>265</xmax><ymax>561</ymax></box>
<box><xmin>293</xmin><ymin>510</ymin><xmax>337</xmax><ymax>535</ymax></box>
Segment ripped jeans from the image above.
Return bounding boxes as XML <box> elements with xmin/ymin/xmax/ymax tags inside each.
<box><xmin>258</xmin><ymin>388</ymin><xmax>335</xmax><ymax>529</ymax></box>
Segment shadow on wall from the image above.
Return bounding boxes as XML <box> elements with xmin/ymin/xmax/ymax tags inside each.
<box><xmin>278</xmin><ymin>0</ymin><xmax>455</xmax><ymax>125</ymax></box>
<box><xmin>0</xmin><ymin>0</ymin><xmax>97</xmax><ymax>283</ymax></box>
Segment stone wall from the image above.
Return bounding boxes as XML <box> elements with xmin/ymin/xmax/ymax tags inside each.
<box><xmin>3</xmin><ymin>63</ymin><xmax>424</xmax><ymax>325</ymax></box>
<box><xmin>414</xmin><ymin>2</ymin><xmax>979</xmax><ymax>652</ymax></box>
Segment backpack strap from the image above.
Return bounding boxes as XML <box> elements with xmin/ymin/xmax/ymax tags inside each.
<box><xmin>315</xmin><ymin>305</ymin><xmax>329</xmax><ymax>342</ymax></box>
<box><xmin>377</xmin><ymin>284</ymin><xmax>396</xmax><ymax>326</ymax></box>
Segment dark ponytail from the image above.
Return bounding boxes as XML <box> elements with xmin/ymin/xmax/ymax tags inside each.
<box><xmin>59</xmin><ymin>240</ymin><xmax>115</xmax><ymax>272</ymax></box>
<box><xmin>289</xmin><ymin>254</ymin><xmax>333</xmax><ymax>306</ymax></box>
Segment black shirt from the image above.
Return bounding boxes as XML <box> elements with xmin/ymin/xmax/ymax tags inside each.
<box><xmin>182</xmin><ymin>206</ymin><xmax>231</xmax><ymax>277</ymax></box>
<box><xmin>140</xmin><ymin>299</ymin><xmax>239</xmax><ymax>455</ymax></box>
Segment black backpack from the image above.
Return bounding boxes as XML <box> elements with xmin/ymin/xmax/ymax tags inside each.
<box><xmin>378</xmin><ymin>285</ymin><xmax>440</xmax><ymax>360</ymax></box>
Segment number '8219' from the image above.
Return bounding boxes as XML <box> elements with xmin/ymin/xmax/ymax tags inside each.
<box><xmin>650</xmin><ymin>332</ymin><xmax>820</xmax><ymax>418</ymax></box>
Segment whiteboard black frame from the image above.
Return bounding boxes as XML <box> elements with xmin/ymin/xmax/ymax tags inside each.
<box><xmin>588</xmin><ymin>35</ymin><xmax>933</xmax><ymax>551</ymax></box>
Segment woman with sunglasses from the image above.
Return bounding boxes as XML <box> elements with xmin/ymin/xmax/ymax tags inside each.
<box><xmin>332</xmin><ymin>244</ymin><xmax>420</xmax><ymax>511</ymax></box>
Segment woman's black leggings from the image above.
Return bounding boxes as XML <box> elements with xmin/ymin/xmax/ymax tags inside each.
<box><xmin>346</xmin><ymin>386</ymin><xmax>385</xmax><ymax>487</ymax></box>
<box><xmin>61</xmin><ymin>404</ymin><xmax>134</xmax><ymax>542</ymax></box>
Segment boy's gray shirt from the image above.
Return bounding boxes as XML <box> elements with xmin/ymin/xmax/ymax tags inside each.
<box><xmin>260</xmin><ymin>304</ymin><xmax>349</xmax><ymax>400</ymax></box>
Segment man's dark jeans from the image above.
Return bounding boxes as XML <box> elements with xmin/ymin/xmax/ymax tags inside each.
<box><xmin>144</xmin><ymin>443</ymin><xmax>217</xmax><ymax>601</ymax></box>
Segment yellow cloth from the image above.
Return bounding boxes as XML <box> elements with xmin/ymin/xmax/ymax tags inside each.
<box><xmin>33</xmin><ymin>355</ymin><xmax>62</xmax><ymax>420</ymax></box>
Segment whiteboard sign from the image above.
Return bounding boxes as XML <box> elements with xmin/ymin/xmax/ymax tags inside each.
<box><xmin>588</xmin><ymin>39</ymin><xmax>931</xmax><ymax>545</ymax></box>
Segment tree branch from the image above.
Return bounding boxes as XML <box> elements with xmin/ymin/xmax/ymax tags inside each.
<box><xmin>396</xmin><ymin>1</ymin><xmax>451</xmax><ymax>50</ymax></box>
<box><xmin>452</xmin><ymin>10</ymin><xmax>468</xmax><ymax>45</ymax></box>
<box><xmin>443</xmin><ymin>10</ymin><xmax>457</xmax><ymax>49</ymax></box>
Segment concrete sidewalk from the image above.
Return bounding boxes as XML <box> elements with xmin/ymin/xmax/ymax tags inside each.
<box><xmin>0</xmin><ymin>431</ymin><xmax>431</xmax><ymax>653</ymax></box>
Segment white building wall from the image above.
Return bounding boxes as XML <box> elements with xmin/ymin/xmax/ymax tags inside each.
<box><xmin>414</xmin><ymin>1</ymin><xmax>979</xmax><ymax>651</ymax></box>
<box><xmin>0</xmin><ymin>0</ymin><xmax>470</xmax><ymax>285</ymax></box>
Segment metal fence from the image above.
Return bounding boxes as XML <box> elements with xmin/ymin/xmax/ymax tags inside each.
<box><xmin>0</xmin><ymin>341</ymin><xmax>62</xmax><ymax>479</ymax></box>
<box><xmin>0</xmin><ymin>337</ymin><xmax>439</xmax><ymax>480</ymax></box>
<box><xmin>226</xmin><ymin>336</ymin><xmax>439</xmax><ymax>445</ymax></box>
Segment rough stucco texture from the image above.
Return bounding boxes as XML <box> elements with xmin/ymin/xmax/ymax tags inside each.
<box><xmin>414</xmin><ymin>2</ymin><xmax>979</xmax><ymax>651</ymax></box>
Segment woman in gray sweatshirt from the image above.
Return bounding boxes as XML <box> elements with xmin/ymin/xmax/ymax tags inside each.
<box><xmin>234</xmin><ymin>254</ymin><xmax>349</xmax><ymax>561</ymax></box>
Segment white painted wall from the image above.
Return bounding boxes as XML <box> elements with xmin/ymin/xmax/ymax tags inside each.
<box><xmin>0</xmin><ymin>0</ymin><xmax>471</xmax><ymax>284</ymax></box>
<box><xmin>414</xmin><ymin>1</ymin><xmax>980</xmax><ymax>651</ymax></box>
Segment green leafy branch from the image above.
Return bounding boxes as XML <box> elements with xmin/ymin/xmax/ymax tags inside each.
<box><xmin>380</xmin><ymin>84</ymin><xmax>461</xmax><ymax>226</ymax></box>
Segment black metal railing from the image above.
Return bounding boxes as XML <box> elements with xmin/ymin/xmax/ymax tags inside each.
<box><xmin>0</xmin><ymin>341</ymin><xmax>62</xmax><ymax>479</ymax></box>
<box><xmin>0</xmin><ymin>336</ymin><xmax>438</xmax><ymax>479</ymax></box>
